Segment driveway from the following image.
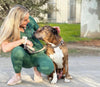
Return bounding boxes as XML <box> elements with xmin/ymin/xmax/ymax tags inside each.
<box><xmin>0</xmin><ymin>54</ymin><xmax>100</xmax><ymax>87</ymax></box>
<box><xmin>0</xmin><ymin>44</ymin><xmax>100</xmax><ymax>87</ymax></box>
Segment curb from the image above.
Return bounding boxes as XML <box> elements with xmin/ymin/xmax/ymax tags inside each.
<box><xmin>67</xmin><ymin>44</ymin><xmax>100</xmax><ymax>51</ymax></box>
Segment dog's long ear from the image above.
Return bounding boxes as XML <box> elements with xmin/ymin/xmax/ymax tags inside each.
<box><xmin>51</xmin><ymin>28</ymin><xmax>58</xmax><ymax>35</ymax></box>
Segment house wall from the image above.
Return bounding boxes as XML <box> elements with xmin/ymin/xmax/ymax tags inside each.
<box><xmin>35</xmin><ymin>0</ymin><xmax>81</xmax><ymax>23</ymax></box>
<box><xmin>55</xmin><ymin>0</ymin><xmax>81</xmax><ymax>23</ymax></box>
<box><xmin>81</xmin><ymin>0</ymin><xmax>100</xmax><ymax>38</ymax></box>
<box><xmin>76</xmin><ymin>0</ymin><xmax>81</xmax><ymax>23</ymax></box>
<box><xmin>56</xmin><ymin>0</ymin><xmax>69</xmax><ymax>23</ymax></box>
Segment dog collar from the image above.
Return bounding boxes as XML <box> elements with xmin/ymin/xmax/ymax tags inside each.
<box><xmin>47</xmin><ymin>39</ymin><xmax>64</xmax><ymax>48</ymax></box>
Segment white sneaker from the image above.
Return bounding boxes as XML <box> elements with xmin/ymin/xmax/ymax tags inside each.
<box><xmin>7</xmin><ymin>75</ymin><xmax>21</xmax><ymax>85</ymax></box>
<box><xmin>34</xmin><ymin>73</ymin><xmax>43</xmax><ymax>82</ymax></box>
<box><xmin>34</xmin><ymin>68</ymin><xmax>43</xmax><ymax>82</ymax></box>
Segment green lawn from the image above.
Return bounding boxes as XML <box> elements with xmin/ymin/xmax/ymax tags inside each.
<box><xmin>0</xmin><ymin>21</ymin><xmax>92</xmax><ymax>43</ymax></box>
<box><xmin>38</xmin><ymin>23</ymin><xmax>92</xmax><ymax>43</ymax></box>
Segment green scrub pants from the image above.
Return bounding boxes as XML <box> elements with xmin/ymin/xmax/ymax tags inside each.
<box><xmin>11</xmin><ymin>46</ymin><xmax>54</xmax><ymax>75</ymax></box>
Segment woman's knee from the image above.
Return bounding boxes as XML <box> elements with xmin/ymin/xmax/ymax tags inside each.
<box><xmin>11</xmin><ymin>46</ymin><xmax>25</xmax><ymax>58</ymax></box>
<box><xmin>37</xmin><ymin>59</ymin><xmax>54</xmax><ymax>75</ymax></box>
<box><xmin>11</xmin><ymin>46</ymin><xmax>25</xmax><ymax>73</ymax></box>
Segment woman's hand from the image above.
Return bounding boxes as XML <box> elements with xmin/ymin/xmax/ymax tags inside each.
<box><xmin>22</xmin><ymin>36</ymin><xmax>33</xmax><ymax>47</ymax></box>
<box><xmin>26</xmin><ymin>40</ymin><xmax>33</xmax><ymax>47</ymax></box>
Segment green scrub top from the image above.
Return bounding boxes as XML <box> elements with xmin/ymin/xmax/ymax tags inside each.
<box><xmin>20</xmin><ymin>16</ymin><xmax>43</xmax><ymax>53</ymax></box>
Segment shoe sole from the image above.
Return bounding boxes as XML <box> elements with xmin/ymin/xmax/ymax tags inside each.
<box><xmin>7</xmin><ymin>80</ymin><xmax>22</xmax><ymax>85</ymax></box>
<box><xmin>34</xmin><ymin>80</ymin><xmax>43</xmax><ymax>83</ymax></box>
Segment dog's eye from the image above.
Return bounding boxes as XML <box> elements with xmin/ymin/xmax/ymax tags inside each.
<box><xmin>37</xmin><ymin>28</ymin><xmax>41</xmax><ymax>32</ymax></box>
<box><xmin>52</xmin><ymin>28</ymin><xmax>58</xmax><ymax>35</ymax></box>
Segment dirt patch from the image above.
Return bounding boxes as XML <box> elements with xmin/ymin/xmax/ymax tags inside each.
<box><xmin>68</xmin><ymin>48</ymin><xmax>100</xmax><ymax>56</ymax></box>
<box><xmin>67</xmin><ymin>40</ymin><xmax>100</xmax><ymax>56</ymax></box>
<box><xmin>77</xmin><ymin>40</ymin><xmax>100</xmax><ymax>47</ymax></box>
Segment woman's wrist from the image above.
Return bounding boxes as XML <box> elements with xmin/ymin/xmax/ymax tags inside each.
<box><xmin>22</xmin><ymin>36</ymin><xmax>27</xmax><ymax>44</ymax></box>
<box><xmin>21</xmin><ymin>39</ymin><xmax>25</xmax><ymax>44</ymax></box>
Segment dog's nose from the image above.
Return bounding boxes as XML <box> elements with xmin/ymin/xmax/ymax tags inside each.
<box><xmin>33</xmin><ymin>31</ymin><xmax>36</xmax><ymax>34</ymax></box>
<box><xmin>33</xmin><ymin>31</ymin><xmax>36</xmax><ymax>37</ymax></box>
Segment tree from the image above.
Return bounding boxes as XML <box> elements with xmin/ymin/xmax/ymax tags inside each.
<box><xmin>0</xmin><ymin>0</ymin><xmax>55</xmax><ymax>22</ymax></box>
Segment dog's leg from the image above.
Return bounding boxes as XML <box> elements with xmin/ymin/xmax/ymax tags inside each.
<box><xmin>51</xmin><ymin>71</ymin><xmax>57</xmax><ymax>84</ymax></box>
<box><xmin>51</xmin><ymin>63</ymin><xmax>58</xmax><ymax>84</ymax></box>
<box><xmin>64</xmin><ymin>56</ymin><xmax>72</xmax><ymax>82</ymax></box>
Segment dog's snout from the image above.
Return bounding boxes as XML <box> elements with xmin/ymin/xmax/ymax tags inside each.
<box><xmin>33</xmin><ymin>31</ymin><xmax>35</xmax><ymax>34</ymax></box>
<box><xmin>34</xmin><ymin>31</ymin><xmax>37</xmax><ymax>38</ymax></box>
<box><xmin>34</xmin><ymin>31</ymin><xmax>41</xmax><ymax>39</ymax></box>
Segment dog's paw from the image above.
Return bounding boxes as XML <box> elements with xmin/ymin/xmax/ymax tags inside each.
<box><xmin>48</xmin><ymin>77</ymin><xmax>52</xmax><ymax>80</ymax></box>
<box><xmin>64</xmin><ymin>78</ymin><xmax>70</xmax><ymax>83</ymax></box>
<box><xmin>68</xmin><ymin>75</ymin><xmax>72</xmax><ymax>79</ymax></box>
<box><xmin>67</xmin><ymin>74</ymin><xmax>72</xmax><ymax>79</ymax></box>
<box><xmin>51</xmin><ymin>78</ymin><xmax>57</xmax><ymax>84</ymax></box>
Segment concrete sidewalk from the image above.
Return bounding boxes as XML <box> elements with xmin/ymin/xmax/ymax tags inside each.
<box><xmin>0</xmin><ymin>45</ymin><xmax>100</xmax><ymax>87</ymax></box>
<box><xmin>0</xmin><ymin>56</ymin><xmax>100</xmax><ymax>87</ymax></box>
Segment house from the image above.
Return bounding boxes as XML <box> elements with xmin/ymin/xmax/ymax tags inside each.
<box><xmin>47</xmin><ymin>0</ymin><xmax>82</xmax><ymax>23</ymax></box>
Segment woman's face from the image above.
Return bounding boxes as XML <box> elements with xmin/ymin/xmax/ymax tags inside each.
<box><xmin>20</xmin><ymin>13</ymin><xmax>30</xmax><ymax>28</ymax></box>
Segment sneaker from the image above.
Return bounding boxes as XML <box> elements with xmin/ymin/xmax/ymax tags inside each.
<box><xmin>34</xmin><ymin>73</ymin><xmax>43</xmax><ymax>82</ymax></box>
<box><xmin>7</xmin><ymin>75</ymin><xmax>22</xmax><ymax>85</ymax></box>
<box><xmin>34</xmin><ymin>68</ymin><xmax>43</xmax><ymax>82</ymax></box>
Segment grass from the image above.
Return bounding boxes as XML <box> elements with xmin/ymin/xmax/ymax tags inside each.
<box><xmin>38</xmin><ymin>23</ymin><xmax>92</xmax><ymax>43</ymax></box>
<box><xmin>0</xmin><ymin>20</ymin><xmax>94</xmax><ymax>43</ymax></box>
<box><xmin>0</xmin><ymin>21</ymin><xmax>93</xmax><ymax>43</ymax></box>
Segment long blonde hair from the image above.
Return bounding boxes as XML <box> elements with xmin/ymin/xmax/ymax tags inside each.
<box><xmin>0</xmin><ymin>5</ymin><xmax>29</xmax><ymax>47</ymax></box>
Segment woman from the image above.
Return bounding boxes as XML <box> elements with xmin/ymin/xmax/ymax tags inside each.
<box><xmin>0</xmin><ymin>5</ymin><xmax>54</xmax><ymax>85</ymax></box>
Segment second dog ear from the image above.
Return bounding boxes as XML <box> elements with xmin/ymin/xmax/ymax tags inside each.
<box><xmin>52</xmin><ymin>28</ymin><xmax>58</xmax><ymax>35</ymax></box>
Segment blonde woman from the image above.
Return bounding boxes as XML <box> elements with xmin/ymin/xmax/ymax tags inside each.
<box><xmin>0</xmin><ymin>5</ymin><xmax>54</xmax><ymax>85</ymax></box>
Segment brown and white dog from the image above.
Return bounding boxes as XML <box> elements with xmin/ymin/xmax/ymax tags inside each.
<box><xmin>34</xmin><ymin>26</ymin><xmax>72</xmax><ymax>83</ymax></box>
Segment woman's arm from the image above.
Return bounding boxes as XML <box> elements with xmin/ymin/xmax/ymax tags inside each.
<box><xmin>1</xmin><ymin>39</ymin><xmax>25</xmax><ymax>52</ymax></box>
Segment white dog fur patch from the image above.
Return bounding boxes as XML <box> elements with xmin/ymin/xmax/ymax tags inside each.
<box><xmin>64</xmin><ymin>78</ymin><xmax>70</xmax><ymax>83</ymax></box>
<box><xmin>51</xmin><ymin>71</ymin><xmax>57</xmax><ymax>84</ymax></box>
<box><xmin>49</xmin><ymin>43</ymin><xmax>64</xmax><ymax>68</ymax></box>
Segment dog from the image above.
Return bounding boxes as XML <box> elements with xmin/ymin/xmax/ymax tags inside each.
<box><xmin>34</xmin><ymin>26</ymin><xmax>72</xmax><ymax>83</ymax></box>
